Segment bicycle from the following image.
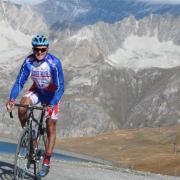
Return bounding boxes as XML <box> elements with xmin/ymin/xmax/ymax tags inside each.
<box><xmin>10</xmin><ymin>104</ymin><xmax>48</xmax><ymax>180</ymax></box>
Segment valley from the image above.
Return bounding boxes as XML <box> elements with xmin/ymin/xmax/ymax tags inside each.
<box><xmin>57</xmin><ymin>125</ymin><xmax>180</xmax><ymax>176</ymax></box>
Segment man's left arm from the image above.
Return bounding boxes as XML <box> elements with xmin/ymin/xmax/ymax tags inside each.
<box><xmin>50</xmin><ymin>60</ymin><xmax>64</xmax><ymax>106</ymax></box>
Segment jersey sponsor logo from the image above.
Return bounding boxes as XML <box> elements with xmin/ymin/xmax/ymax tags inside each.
<box><xmin>31</xmin><ymin>70</ymin><xmax>51</xmax><ymax>77</ymax></box>
<box><xmin>31</xmin><ymin>62</ymin><xmax>52</xmax><ymax>89</ymax></box>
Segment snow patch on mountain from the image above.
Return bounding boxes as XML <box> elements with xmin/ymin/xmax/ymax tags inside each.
<box><xmin>108</xmin><ymin>35</ymin><xmax>180</xmax><ymax>70</ymax></box>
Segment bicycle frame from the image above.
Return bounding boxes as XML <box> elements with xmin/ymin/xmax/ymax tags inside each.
<box><xmin>11</xmin><ymin>104</ymin><xmax>46</xmax><ymax>134</ymax></box>
<box><xmin>11</xmin><ymin>104</ymin><xmax>47</xmax><ymax>179</ymax></box>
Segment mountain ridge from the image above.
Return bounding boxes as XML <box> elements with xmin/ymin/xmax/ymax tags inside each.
<box><xmin>34</xmin><ymin>0</ymin><xmax>180</xmax><ymax>29</ymax></box>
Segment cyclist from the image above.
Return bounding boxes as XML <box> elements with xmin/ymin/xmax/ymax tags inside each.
<box><xmin>6</xmin><ymin>34</ymin><xmax>64</xmax><ymax>177</ymax></box>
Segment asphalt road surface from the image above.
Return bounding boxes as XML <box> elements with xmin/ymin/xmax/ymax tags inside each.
<box><xmin>0</xmin><ymin>153</ymin><xmax>179</xmax><ymax>180</ymax></box>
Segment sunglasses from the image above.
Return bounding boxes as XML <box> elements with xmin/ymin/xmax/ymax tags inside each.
<box><xmin>33</xmin><ymin>47</ymin><xmax>47</xmax><ymax>53</ymax></box>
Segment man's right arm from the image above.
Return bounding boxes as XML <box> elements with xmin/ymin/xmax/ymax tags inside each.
<box><xmin>9</xmin><ymin>60</ymin><xmax>30</xmax><ymax>101</ymax></box>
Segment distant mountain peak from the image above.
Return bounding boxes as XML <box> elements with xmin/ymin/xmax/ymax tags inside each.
<box><xmin>33</xmin><ymin>0</ymin><xmax>180</xmax><ymax>29</ymax></box>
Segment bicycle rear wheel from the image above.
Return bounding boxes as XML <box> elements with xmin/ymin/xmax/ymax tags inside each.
<box><xmin>14</xmin><ymin>127</ymin><xmax>32</xmax><ymax>180</ymax></box>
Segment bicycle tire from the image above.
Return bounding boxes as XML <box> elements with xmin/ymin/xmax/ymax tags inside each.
<box><xmin>33</xmin><ymin>128</ymin><xmax>47</xmax><ymax>179</ymax></box>
<box><xmin>14</xmin><ymin>127</ymin><xmax>32</xmax><ymax>180</ymax></box>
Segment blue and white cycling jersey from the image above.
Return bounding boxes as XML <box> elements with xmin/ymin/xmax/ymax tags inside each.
<box><xmin>10</xmin><ymin>53</ymin><xmax>64</xmax><ymax>106</ymax></box>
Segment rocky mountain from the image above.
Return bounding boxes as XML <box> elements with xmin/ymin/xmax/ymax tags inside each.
<box><xmin>43</xmin><ymin>11</ymin><xmax>180</xmax><ymax>137</ymax></box>
<box><xmin>51</xmin><ymin>14</ymin><xmax>180</xmax><ymax>68</ymax></box>
<box><xmin>0</xmin><ymin>0</ymin><xmax>180</xmax><ymax>138</ymax></box>
<box><xmin>1</xmin><ymin>0</ymin><xmax>48</xmax><ymax>34</ymax></box>
<box><xmin>34</xmin><ymin>0</ymin><xmax>180</xmax><ymax>29</ymax></box>
<box><xmin>38</xmin><ymin>13</ymin><xmax>180</xmax><ymax>137</ymax></box>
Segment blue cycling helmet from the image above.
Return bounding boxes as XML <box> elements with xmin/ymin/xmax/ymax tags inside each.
<box><xmin>32</xmin><ymin>34</ymin><xmax>49</xmax><ymax>46</ymax></box>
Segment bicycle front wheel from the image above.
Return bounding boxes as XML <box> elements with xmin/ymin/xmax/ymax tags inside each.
<box><xmin>34</xmin><ymin>129</ymin><xmax>48</xmax><ymax>179</ymax></box>
<box><xmin>14</xmin><ymin>127</ymin><xmax>32</xmax><ymax>180</ymax></box>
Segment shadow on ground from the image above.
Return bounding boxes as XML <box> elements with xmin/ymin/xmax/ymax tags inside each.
<box><xmin>0</xmin><ymin>160</ymin><xmax>36</xmax><ymax>180</ymax></box>
<box><xmin>0</xmin><ymin>161</ymin><xmax>14</xmax><ymax>180</ymax></box>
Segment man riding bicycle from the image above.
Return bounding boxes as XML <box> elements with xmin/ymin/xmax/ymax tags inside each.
<box><xmin>6</xmin><ymin>34</ymin><xmax>64</xmax><ymax>177</ymax></box>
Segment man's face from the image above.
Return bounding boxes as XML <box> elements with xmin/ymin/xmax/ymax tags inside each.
<box><xmin>33</xmin><ymin>45</ymin><xmax>48</xmax><ymax>61</ymax></box>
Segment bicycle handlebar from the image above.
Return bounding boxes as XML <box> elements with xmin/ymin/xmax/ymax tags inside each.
<box><xmin>14</xmin><ymin>104</ymin><xmax>45</xmax><ymax>110</ymax></box>
<box><xmin>9</xmin><ymin>104</ymin><xmax>46</xmax><ymax>119</ymax></box>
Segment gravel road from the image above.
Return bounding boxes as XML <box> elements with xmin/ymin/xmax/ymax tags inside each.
<box><xmin>0</xmin><ymin>153</ymin><xmax>179</xmax><ymax>180</ymax></box>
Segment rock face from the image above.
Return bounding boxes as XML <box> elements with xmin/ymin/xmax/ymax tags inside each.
<box><xmin>0</xmin><ymin>0</ymin><xmax>180</xmax><ymax>138</ymax></box>
<box><xmin>58</xmin><ymin>65</ymin><xmax>180</xmax><ymax>137</ymax></box>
